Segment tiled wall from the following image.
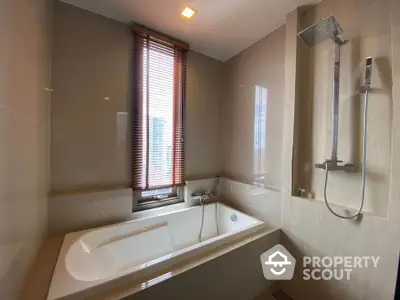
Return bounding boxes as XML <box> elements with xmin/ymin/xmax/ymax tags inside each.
<box><xmin>48</xmin><ymin>178</ymin><xmax>218</xmax><ymax>237</ymax></box>
<box><xmin>186</xmin><ymin>52</ymin><xmax>223</xmax><ymax>180</ymax></box>
<box><xmin>218</xmin><ymin>23</ymin><xmax>286</xmax><ymax>242</ymax></box>
<box><xmin>48</xmin><ymin>189</ymin><xmax>133</xmax><ymax>237</ymax></box>
<box><xmin>218</xmin><ymin>178</ymin><xmax>281</xmax><ymax>229</ymax></box>
<box><xmin>50</xmin><ymin>2</ymin><xmax>223</xmax><ymax>194</ymax></box>
<box><xmin>279</xmin><ymin>1</ymin><xmax>400</xmax><ymax>298</ymax></box>
<box><xmin>218</xmin><ymin>0</ymin><xmax>400</xmax><ymax>298</ymax></box>
<box><xmin>50</xmin><ymin>2</ymin><xmax>133</xmax><ymax>193</ymax></box>
<box><xmin>221</xmin><ymin>25</ymin><xmax>286</xmax><ymax>191</ymax></box>
<box><xmin>293</xmin><ymin>0</ymin><xmax>393</xmax><ymax>216</ymax></box>
<box><xmin>39</xmin><ymin>0</ymin><xmax>400</xmax><ymax>298</ymax></box>
<box><xmin>0</xmin><ymin>0</ymin><xmax>52</xmax><ymax>299</ymax></box>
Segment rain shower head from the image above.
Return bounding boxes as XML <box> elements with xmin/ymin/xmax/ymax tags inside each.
<box><xmin>297</xmin><ymin>15</ymin><xmax>343</xmax><ymax>47</ymax></box>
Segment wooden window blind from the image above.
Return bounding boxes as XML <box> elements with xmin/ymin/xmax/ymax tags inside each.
<box><xmin>132</xmin><ymin>25</ymin><xmax>187</xmax><ymax>192</ymax></box>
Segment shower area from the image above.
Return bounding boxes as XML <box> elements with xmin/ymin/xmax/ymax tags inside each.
<box><xmin>291</xmin><ymin>7</ymin><xmax>393</xmax><ymax>218</ymax></box>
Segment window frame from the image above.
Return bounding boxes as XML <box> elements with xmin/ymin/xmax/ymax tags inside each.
<box><xmin>132</xmin><ymin>24</ymin><xmax>188</xmax><ymax>211</ymax></box>
<box><xmin>135</xmin><ymin>187</ymin><xmax>184</xmax><ymax>211</ymax></box>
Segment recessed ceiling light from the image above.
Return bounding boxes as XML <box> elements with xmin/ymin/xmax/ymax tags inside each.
<box><xmin>181</xmin><ymin>7</ymin><xmax>197</xmax><ymax>19</ymax></box>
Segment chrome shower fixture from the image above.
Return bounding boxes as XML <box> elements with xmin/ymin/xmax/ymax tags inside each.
<box><xmin>299</xmin><ymin>15</ymin><xmax>352</xmax><ymax>172</ymax></box>
<box><xmin>298</xmin><ymin>15</ymin><xmax>344</xmax><ymax>47</ymax></box>
<box><xmin>298</xmin><ymin>16</ymin><xmax>372</xmax><ymax>219</ymax></box>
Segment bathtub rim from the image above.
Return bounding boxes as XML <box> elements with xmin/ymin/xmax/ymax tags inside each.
<box><xmin>65</xmin><ymin>202</ymin><xmax>264</xmax><ymax>279</ymax></box>
<box><xmin>67</xmin><ymin>203</ymin><xmax>263</xmax><ymax>282</ymax></box>
<box><xmin>89</xmin><ymin>227</ymin><xmax>279</xmax><ymax>300</ymax></box>
<box><xmin>47</xmin><ymin>202</ymin><xmax>276</xmax><ymax>300</ymax></box>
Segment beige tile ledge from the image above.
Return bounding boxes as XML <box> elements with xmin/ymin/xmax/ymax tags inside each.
<box><xmin>219</xmin><ymin>176</ymin><xmax>281</xmax><ymax>193</ymax></box>
<box><xmin>49</xmin><ymin>177</ymin><xmax>218</xmax><ymax>198</ymax></box>
<box><xmin>19</xmin><ymin>237</ymin><xmax>64</xmax><ymax>300</ymax></box>
<box><xmin>49</xmin><ymin>186</ymin><xmax>132</xmax><ymax>198</ymax></box>
<box><xmin>290</xmin><ymin>195</ymin><xmax>389</xmax><ymax>219</ymax></box>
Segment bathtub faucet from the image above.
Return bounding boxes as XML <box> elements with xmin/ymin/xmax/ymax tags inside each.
<box><xmin>191</xmin><ymin>191</ymin><xmax>216</xmax><ymax>203</ymax></box>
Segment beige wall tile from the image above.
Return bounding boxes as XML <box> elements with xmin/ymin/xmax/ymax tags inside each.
<box><xmin>0</xmin><ymin>0</ymin><xmax>52</xmax><ymax>299</ymax></box>
<box><xmin>390</xmin><ymin>0</ymin><xmax>400</xmax><ymax>175</ymax></box>
<box><xmin>219</xmin><ymin>178</ymin><xmax>281</xmax><ymax>229</ymax></box>
<box><xmin>280</xmin><ymin>2</ymin><xmax>400</xmax><ymax>299</ymax></box>
<box><xmin>14</xmin><ymin>1</ymin><xmax>400</xmax><ymax>299</ymax></box>
<box><xmin>19</xmin><ymin>237</ymin><xmax>64</xmax><ymax>300</ymax></box>
<box><xmin>50</xmin><ymin>2</ymin><xmax>133</xmax><ymax>193</ymax></box>
<box><xmin>48</xmin><ymin>189</ymin><xmax>133</xmax><ymax>237</ymax></box>
<box><xmin>186</xmin><ymin>51</ymin><xmax>224</xmax><ymax>179</ymax></box>
<box><xmin>50</xmin><ymin>2</ymin><xmax>223</xmax><ymax>193</ymax></box>
<box><xmin>221</xmin><ymin>26</ymin><xmax>286</xmax><ymax>191</ymax></box>
<box><xmin>294</xmin><ymin>0</ymin><xmax>393</xmax><ymax>216</ymax></box>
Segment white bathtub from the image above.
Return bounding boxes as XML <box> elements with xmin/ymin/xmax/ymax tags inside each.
<box><xmin>47</xmin><ymin>202</ymin><xmax>267</xmax><ymax>300</ymax></box>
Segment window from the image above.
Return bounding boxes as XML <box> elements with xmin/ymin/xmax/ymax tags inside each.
<box><xmin>132</xmin><ymin>24</ymin><xmax>187</xmax><ymax>209</ymax></box>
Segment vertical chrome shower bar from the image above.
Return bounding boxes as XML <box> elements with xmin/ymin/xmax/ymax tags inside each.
<box><xmin>298</xmin><ymin>16</ymin><xmax>355</xmax><ymax>172</ymax></box>
<box><xmin>331</xmin><ymin>42</ymin><xmax>340</xmax><ymax>162</ymax></box>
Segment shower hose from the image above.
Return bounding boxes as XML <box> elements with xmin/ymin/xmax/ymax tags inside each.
<box><xmin>198</xmin><ymin>197</ymin><xmax>205</xmax><ymax>242</ymax></box>
<box><xmin>198</xmin><ymin>193</ymin><xmax>219</xmax><ymax>242</ymax></box>
<box><xmin>323</xmin><ymin>87</ymin><xmax>369</xmax><ymax>219</ymax></box>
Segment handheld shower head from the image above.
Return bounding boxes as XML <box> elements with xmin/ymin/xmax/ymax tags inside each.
<box><xmin>365</xmin><ymin>56</ymin><xmax>373</xmax><ymax>87</ymax></box>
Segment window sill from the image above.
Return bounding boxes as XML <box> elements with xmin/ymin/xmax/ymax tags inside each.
<box><xmin>134</xmin><ymin>197</ymin><xmax>184</xmax><ymax>212</ymax></box>
<box><xmin>131</xmin><ymin>200</ymin><xmax>190</xmax><ymax>221</ymax></box>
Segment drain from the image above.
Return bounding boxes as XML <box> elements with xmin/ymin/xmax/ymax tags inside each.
<box><xmin>230</xmin><ymin>213</ymin><xmax>238</xmax><ymax>222</ymax></box>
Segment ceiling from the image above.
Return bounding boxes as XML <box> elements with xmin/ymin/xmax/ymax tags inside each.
<box><xmin>59</xmin><ymin>0</ymin><xmax>320</xmax><ymax>61</ymax></box>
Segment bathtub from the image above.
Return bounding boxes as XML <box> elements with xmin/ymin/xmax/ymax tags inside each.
<box><xmin>47</xmin><ymin>202</ymin><xmax>272</xmax><ymax>300</ymax></box>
